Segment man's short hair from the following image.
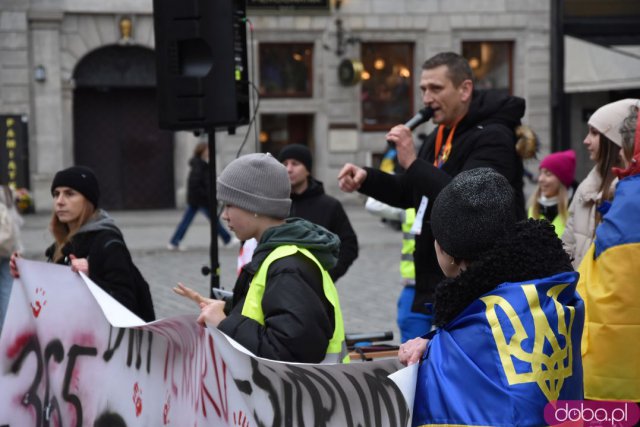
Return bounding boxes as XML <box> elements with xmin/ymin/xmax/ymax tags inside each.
<box><xmin>422</xmin><ymin>52</ymin><xmax>473</xmax><ymax>87</ymax></box>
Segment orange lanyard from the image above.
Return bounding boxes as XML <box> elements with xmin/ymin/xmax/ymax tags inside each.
<box><xmin>433</xmin><ymin>124</ymin><xmax>457</xmax><ymax>168</ymax></box>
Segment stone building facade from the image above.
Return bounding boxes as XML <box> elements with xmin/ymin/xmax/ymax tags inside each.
<box><xmin>1</xmin><ymin>0</ymin><xmax>552</xmax><ymax>211</ymax></box>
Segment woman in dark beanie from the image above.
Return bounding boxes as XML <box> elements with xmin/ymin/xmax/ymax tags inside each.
<box><xmin>177</xmin><ymin>153</ymin><xmax>348</xmax><ymax>364</ymax></box>
<box><xmin>399</xmin><ymin>168</ymin><xmax>584</xmax><ymax>427</ymax></box>
<box><xmin>9</xmin><ymin>166</ymin><xmax>155</xmax><ymax>321</ymax></box>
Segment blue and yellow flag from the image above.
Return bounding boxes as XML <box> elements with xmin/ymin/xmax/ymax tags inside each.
<box><xmin>413</xmin><ymin>272</ymin><xmax>584</xmax><ymax>427</ymax></box>
<box><xmin>380</xmin><ymin>146</ymin><xmax>398</xmax><ymax>174</ymax></box>
<box><xmin>578</xmin><ymin>174</ymin><xmax>640</xmax><ymax>401</ymax></box>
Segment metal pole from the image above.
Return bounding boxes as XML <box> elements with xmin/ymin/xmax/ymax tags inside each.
<box><xmin>207</xmin><ymin>129</ymin><xmax>221</xmax><ymax>296</ymax></box>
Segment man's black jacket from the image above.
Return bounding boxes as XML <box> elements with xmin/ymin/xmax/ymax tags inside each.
<box><xmin>360</xmin><ymin>91</ymin><xmax>526</xmax><ymax>314</ymax></box>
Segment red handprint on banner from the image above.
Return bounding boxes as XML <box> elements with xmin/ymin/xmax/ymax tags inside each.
<box><xmin>132</xmin><ymin>382</ymin><xmax>143</xmax><ymax>417</ymax></box>
<box><xmin>31</xmin><ymin>288</ymin><xmax>47</xmax><ymax>318</ymax></box>
<box><xmin>234</xmin><ymin>410</ymin><xmax>250</xmax><ymax>427</ymax></box>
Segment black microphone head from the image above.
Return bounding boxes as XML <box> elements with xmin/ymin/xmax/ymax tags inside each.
<box><xmin>419</xmin><ymin>107</ymin><xmax>434</xmax><ymax>121</ymax></box>
<box><xmin>406</xmin><ymin>107</ymin><xmax>434</xmax><ymax>130</ymax></box>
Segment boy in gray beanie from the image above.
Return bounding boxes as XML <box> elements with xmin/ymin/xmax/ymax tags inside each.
<box><xmin>187</xmin><ymin>152</ymin><xmax>349</xmax><ymax>364</ymax></box>
<box><xmin>217</xmin><ymin>152</ymin><xmax>292</xmax><ymax>219</ymax></box>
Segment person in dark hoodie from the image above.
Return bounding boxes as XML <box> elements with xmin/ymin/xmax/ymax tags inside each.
<box><xmin>339</xmin><ymin>51</ymin><xmax>525</xmax><ymax>324</ymax></box>
<box><xmin>277</xmin><ymin>144</ymin><xmax>358</xmax><ymax>282</ymax></box>
<box><xmin>194</xmin><ymin>153</ymin><xmax>348</xmax><ymax>364</ymax></box>
<box><xmin>9</xmin><ymin>166</ymin><xmax>155</xmax><ymax>321</ymax></box>
<box><xmin>399</xmin><ymin>168</ymin><xmax>583</xmax><ymax>427</ymax></box>
<box><xmin>167</xmin><ymin>141</ymin><xmax>234</xmax><ymax>250</ymax></box>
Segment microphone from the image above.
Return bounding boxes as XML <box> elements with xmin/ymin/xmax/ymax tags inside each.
<box><xmin>405</xmin><ymin>107</ymin><xmax>434</xmax><ymax>130</ymax></box>
<box><xmin>387</xmin><ymin>107</ymin><xmax>434</xmax><ymax>147</ymax></box>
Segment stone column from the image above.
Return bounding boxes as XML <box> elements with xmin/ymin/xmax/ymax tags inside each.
<box><xmin>28</xmin><ymin>9</ymin><xmax>65</xmax><ymax>211</ymax></box>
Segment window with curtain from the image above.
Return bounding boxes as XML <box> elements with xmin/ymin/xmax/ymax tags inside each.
<box><xmin>360</xmin><ymin>42</ymin><xmax>414</xmax><ymax>131</ymax></box>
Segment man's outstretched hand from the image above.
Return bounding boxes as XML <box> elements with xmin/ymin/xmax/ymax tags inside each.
<box><xmin>338</xmin><ymin>163</ymin><xmax>367</xmax><ymax>193</ymax></box>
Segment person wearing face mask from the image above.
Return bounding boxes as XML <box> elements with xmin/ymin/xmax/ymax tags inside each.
<box><xmin>527</xmin><ymin>149</ymin><xmax>576</xmax><ymax>237</ymax></box>
<box><xmin>9</xmin><ymin>166</ymin><xmax>155</xmax><ymax>321</ymax></box>
<box><xmin>338</xmin><ymin>51</ymin><xmax>525</xmax><ymax>323</ymax></box>
<box><xmin>561</xmin><ymin>99</ymin><xmax>633</xmax><ymax>269</ymax></box>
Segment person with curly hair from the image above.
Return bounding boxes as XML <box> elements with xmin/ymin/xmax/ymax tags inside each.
<box><xmin>399</xmin><ymin>168</ymin><xmax>583</xmax><ymax>427</ymax></box>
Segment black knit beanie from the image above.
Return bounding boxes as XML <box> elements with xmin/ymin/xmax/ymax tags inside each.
<box><xmin>278</xmin><ymin>144</ymin><xmax>313</xmax><ymax>172</ymax></box>
<box><xmin>431</xmin><ymin>168</ymin><xmax>515</xmax><ymax>260</ymax></box>
<box><xmin>51</xmin><ymin>166</ymin><xmax>100</xmax><ymax>208</ymax></box>
<box><xmin>217</xmin><ymin>153</ymin><xmax>292</xmax><ymax>219</ymax></box>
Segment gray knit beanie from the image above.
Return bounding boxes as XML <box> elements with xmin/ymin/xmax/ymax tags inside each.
<box><xmin>217</xmin><ymin>153</ymin><xmax>291</xmax><ymax>219</ymax></box>
<box><xmin>431</xmin><ymin>168</ymin><xmax>516</xmax><ymax>260</ymax></box>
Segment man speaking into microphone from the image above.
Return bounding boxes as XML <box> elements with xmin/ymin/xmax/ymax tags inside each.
<box><xmin>338</xmin><ymin>52</ymin><xmax>525</xmax><ymax>328</ymax></box>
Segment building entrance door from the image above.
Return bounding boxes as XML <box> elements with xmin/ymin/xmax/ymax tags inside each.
<box><xmin>73</xmin><ymin>46</ymin><xmax>174</xmax><ymax>210</ymax></box>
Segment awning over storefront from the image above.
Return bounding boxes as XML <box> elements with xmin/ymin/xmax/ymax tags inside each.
<box><xmin>565</xmin><ymin>35</ymin><xmax>640</xmax><ymax>93</ymax></box>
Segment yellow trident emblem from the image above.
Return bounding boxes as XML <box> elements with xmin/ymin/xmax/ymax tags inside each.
<box><xmin>480</xmin><ymin>284</ymin><xmax>576</xmax><ymax>402</ymax></box>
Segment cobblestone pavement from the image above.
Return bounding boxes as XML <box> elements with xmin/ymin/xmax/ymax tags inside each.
<box><xmin>19</xmin><ymin>202</ymin><xmax>404</xmax><ymax>343</ymax></box>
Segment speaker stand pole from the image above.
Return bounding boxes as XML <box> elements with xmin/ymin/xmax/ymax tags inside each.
<box><xmin>207</xmin><ymin>128</ymin><xmax>221</xmax><ymax>296</ymax></box>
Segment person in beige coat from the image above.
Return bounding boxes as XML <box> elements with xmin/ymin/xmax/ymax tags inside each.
<box><xmin>562</xmin><ymin>99</ymin><xmax>637</xmax><ymax>268</ymax></box>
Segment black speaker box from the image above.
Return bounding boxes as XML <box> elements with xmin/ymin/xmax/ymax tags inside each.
<box><xmin>152</xmin><ymin>0</ymin><xmax>250</xmax><ymax>130</ymax></box>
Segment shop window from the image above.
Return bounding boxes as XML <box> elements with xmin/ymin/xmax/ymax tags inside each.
<box><xmin>361</xmin><ymin>43</ymin><xmax>414</xmax><ymax>131</ymax></box>
<box><xmin>259</xmin><ymin>113</ymin><xmax>314</xmax><ymax>161</ymax></box>
<box><xmin>462</xmin><ymin>41</ymin><xmax>514</xmax><ymax>96</ymax></box>
<box><xmin>259</xmin><ymin>43</ymin><xmax>313</xmax><ymax>97</ymax></box>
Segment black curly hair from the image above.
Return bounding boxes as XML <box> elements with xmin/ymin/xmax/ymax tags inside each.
<box><xmin>433</xmin><ymin>219</ymin><xmax>574</xmax><ymax>327</ymax></box>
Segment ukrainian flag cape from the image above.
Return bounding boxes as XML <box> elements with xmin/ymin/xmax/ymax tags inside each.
<box><xmin>578</xmin><ymin>174</ymin><xmax>640</xmax><ymax>401</ymax></box>
<box><xmin>413</xmin><ymin>271</ymin><xmax>584</xmax><ymax>427</ymax></box>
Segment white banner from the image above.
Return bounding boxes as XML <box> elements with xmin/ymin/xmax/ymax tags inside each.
<box><xmin>0</xmin><ymin>259</ymin><xmax>412</xmax><ymax>427</ymax></box>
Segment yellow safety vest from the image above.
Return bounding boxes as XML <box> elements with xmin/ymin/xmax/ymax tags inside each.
<box><xmin>241</xmin><ymin>245</ymin><xmax>349</xmax><ymax>364</ymax></box>
<box><xmin>528</xmin><ymin>206</ymin><xmax>566</xmax><ymax>237</ymax></box>
<box><xmin>400</xmin><ymin>208</ymin><xmax>416</xmax><ymax>281</ymax></box>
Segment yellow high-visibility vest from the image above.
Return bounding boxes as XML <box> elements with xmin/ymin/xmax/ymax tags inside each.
<box><xmin>241</xmin><ymin>245</ymin><xmax>349</xmax><ymax>364</ymax></box>
<box><xmin>400</xmin><ymin>208</ymin><xmax>416</xmax><ymax>281</ymax></box>
<box><xmin>528</xmin><ymin>206</ymin><xmax>566</xmax><ymax>237</ymax></box>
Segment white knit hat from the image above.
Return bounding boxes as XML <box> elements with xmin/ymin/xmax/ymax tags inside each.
<box><xmin>588</xmin><ymin>99</ymin><xmax>640</xmax><ymax>147</ymax></box>
<box><xmin>217</xmin><ymin>153</ymin><xmax>291</xmax><ymax>219</ymax></box>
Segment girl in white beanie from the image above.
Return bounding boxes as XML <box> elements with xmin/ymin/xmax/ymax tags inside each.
<box><xmin>561</xmin><ymin>99</ymin><xmax>636</xmax><ymax>268</ymax></box>
<box><xmin>577</xmin><ymin>101</ymin><xmax>640</xmax><ymax>402</ymax></box>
